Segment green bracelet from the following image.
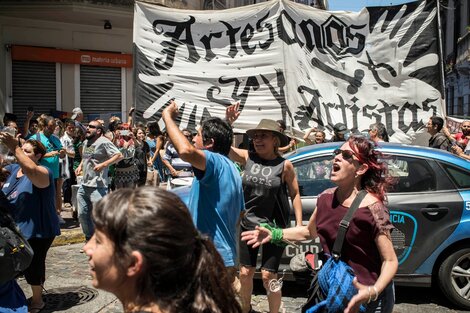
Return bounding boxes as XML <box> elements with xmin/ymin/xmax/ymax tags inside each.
<box><xmin>260</xmin><ymin>223</ymin><xmax>287</xmax><ymax>247</ymax></box>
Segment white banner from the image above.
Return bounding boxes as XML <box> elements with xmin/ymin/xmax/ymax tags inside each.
<box><xmin>134</xmin><ymin>0</ymin><xmax>444</xmax><ymax>143</ymax></box>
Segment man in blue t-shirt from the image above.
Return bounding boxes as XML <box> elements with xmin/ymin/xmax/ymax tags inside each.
<box><xmin>162</xmin><ymin>100</ymin><xmax>245</xmax><ymax>272</ymax></box>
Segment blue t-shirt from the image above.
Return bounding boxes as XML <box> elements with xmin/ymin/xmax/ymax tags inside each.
<box><xmin>188</xmin><ymin>150</ymin><xmax>245</xmax><ymax>267</ymax></box>
<box><xmin>35</xmin><ymin>132</ymin><xmax>63</xmax><ymax>179</ymax></box>
<box><xmin>2</xmin><ymin>164</ymin><xmax>60</xmax><ymax>239</ymax></box>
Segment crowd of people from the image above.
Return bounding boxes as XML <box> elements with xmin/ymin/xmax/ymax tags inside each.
<box><xmin>0</xmin><ymin>105</ymin><xmax>469</xmax><ymax>313</ymax></box>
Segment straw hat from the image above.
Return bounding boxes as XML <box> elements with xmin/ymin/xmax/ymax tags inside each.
<box><xmin>246</xmin><ymin>119</ymin><xmax>290</xmax><ymax>147</ymax></box>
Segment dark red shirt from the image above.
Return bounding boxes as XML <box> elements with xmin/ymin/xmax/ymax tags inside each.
<box><xmin>315</xmin><ymin>188</ymin><xmax>394</xmax><ymax>285</ymax></box>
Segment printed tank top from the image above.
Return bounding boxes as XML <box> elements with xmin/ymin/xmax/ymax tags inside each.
<box><xmin>241</xmin><ymin>152</ymin><xmax>290</xmax><ymax>230</ymax></box>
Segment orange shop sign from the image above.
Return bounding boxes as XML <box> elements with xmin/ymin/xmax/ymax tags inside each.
<box><xmin>11</xmin><ymin>45</ymin><xmax>132</xmax><ymax>68</ymax></box>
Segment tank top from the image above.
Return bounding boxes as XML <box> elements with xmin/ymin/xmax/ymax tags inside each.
<box><xmin>241</xmin><ymin>152</ymin><xmax>290</xmax><ymax>230</ymax></box>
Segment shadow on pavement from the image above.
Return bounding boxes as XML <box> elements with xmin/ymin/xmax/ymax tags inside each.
<box><xmin>394</xmin><ymin>286</ymin><xmax>457</xmax><ymax>308</ymax></box>
<box><xmin>39</xmin><ymin>286</ymin><xmax>98</xmax><ymax>312</ymax></box>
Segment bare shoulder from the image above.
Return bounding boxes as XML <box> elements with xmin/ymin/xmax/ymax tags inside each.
<box><xmin>283</xmin><ymin>159</ymin><xmax>294</xmax><ymax>171</ymax></box>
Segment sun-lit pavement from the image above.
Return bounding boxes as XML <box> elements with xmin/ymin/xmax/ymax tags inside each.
<box><xmin>15</xmin><ymin>206</ymin><xmax>469</xmax><ymax>313</ymax></box>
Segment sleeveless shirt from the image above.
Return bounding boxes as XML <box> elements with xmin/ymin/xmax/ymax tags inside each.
<box><xmin>241</xmin><ymin>152</ymin><xmax>290</xmax><ymax>230</ymax></box>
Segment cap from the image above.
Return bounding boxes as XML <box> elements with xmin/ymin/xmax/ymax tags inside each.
<box><xmin>71</xmin><ymin>108</ymin><xmax>83</xmax><ymax>120</ymax></box>
<box><xmin>333</xmin><ymin>123</ymin><xmax>348</xmax><ymax>135</ymax></box>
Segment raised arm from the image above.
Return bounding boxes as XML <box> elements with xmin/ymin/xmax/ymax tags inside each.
<box><xmin>229</xmin><ymin>146</ymin><xmax>248</xmax><ymax>165</ymax></box>
<box><xmin>0</xmin><ymin>132</ymin><xmax>50</xmax><ymax>188</ymax></box>
<box><xmin>162</xmin><ymin>100</ymin><xmax>206</xmax><ymax>171</ymax></box>
<box><xmin>23</xmin><ymin>110</ymin><xmax>34</xmax><ymax>138</ymax></box>
<box><xmin>278</xmin><ymin>138</ymin><xmax>297</xmax><ymax>153</ymax></box>
<box><xmin>128</xmin><ymin>107</ymin><xmax>135</xmax><ymax>127</ymax></box>
<box><xmin>303</xmin><ymin>128</ymin><xmax>315</xmax><ymax>145</ymax></box>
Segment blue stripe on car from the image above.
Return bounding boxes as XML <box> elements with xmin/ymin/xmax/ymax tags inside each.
<box><xmin>414</xmin><ymin>190</ymin><xmax>470</xmax><ymax>274</ymax></box>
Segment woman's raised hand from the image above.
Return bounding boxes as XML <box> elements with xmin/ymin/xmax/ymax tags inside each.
<box><xmin>0</xmin><ymin>131</ymin><xmax>18</xmax><ymax>151</ymax></box>
<box><xmin>225</xmin><ymin>102</ymin><xmax>240</xmax><ymax>125</ymax></box>
<box><xmin>241</xmin><ymin>225</ymin><xmax>272</xmax><ymax>248</ymax></box>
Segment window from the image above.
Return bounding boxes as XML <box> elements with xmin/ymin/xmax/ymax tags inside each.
<box><xmin>293</xmin><ymin>156</ymin><xmax>334</xmax><ymax>197</ymax></box>
<box><xmin>384</xmin><ymin>156</ymin><xmax>437</xmax><ymax>193</ymax></box>
<box><xmin>440</xmin><ymin>163</ymin><xmax>470</xmax><ymax>189</ymax></box>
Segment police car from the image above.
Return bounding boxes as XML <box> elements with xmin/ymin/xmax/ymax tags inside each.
<box><xmin>172</xmin><ymin>142</ymin><xmax>470</xmax><ymax>309</ymax></box>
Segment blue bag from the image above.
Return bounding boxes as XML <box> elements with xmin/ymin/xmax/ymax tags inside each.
<box><xmin>303</xmin><ymin>190</ymin><xmax>368</xmax><ymax>313</ymax></box>
<box><xmin>306</xmin><ymin>257</ymin><xmax>366</xmax><ymax>313</ymax></box>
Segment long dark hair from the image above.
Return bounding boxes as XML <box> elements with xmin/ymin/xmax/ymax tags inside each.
<box><xmin>348</xmin><ymin>137</ymin><xmax>394</xmax><ymax>202</ymax></box>
<box><xmin>92</xmin><ymin>187</ymin><xmax>241</xmax><ymax>313</ymax></box>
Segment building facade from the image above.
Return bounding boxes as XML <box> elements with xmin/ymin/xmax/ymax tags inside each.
<box><xmin>444</xmin><ymin>0</ymin><xmax>470</xmax><ymax>117</ymax></box>
<box><xmin>0</xmin><ymin>0</ymin><xmax>327</xmax><ymax>126</ymax></box>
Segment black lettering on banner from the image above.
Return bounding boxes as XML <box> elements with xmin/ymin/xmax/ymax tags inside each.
<box><xmin>206</xmin><ymin>76</ymin><xmax>260</xmax><ymax>110</ymax></box>
<box><xmin>260</xmin><ymin>69</ymin><xmax>293</xmax><ymax>123</ymax></box>
<box><xmin>335</xmin><ymin>94</ymin><xmax>348</xmax><ymax>127</ymax></box>
<box><xmin>277</xmin><ymin>10</ymin><xmax>304</xmax><ymax>46</ymax></box>
<box><xmin>362</xmin><ymin>104</ymin><xmax>383</xmax><ymax>123</ymax></box>
<box><xmin>322</xmin><ymin>100</ymin><xmax>337</xmax><ymax>130</ymax></box>
<box><xmin>299</xmin><ymin>19</ymin><xmax>325</xmax><ymax>54</ymax></box>
<box><xmin>295</xmin><ymin>86</ymin><xmax>323</xmax><ymax>129</ymax></box>
<box><xmin>421</xmin><ymin>98</ymin><xmax>439</xmax><ymax>116</ymax></box>
<box><xmin>221</xmin><ymin>21</ymin><xmax>242</xmax><ymax>58</ymax></box>
<box><xmin>347</xmin><ymin>99</ymin><xmax>361</xmax><ymax>130</ymax></box>
<box><xmin>241</xmin><ymin>23</ymin><xmax>256</xmax><ymax>55</ymax></box>
<box><xmin>344</xmin><ymin>25</ymin><xmax>366</xmax><ymax>55</ymax></box>
<box><xmin>201</xmin><ymin>107</ymin><xmax>212</xmax><ymax>122</ymax></box>
<box><xmin>256</xmin><ymin>12</ymin><xmax>274</xmax><ymax>50</ymax></box>
<box><xmin>152</xmin><ymin>16</ymin><xmax>201</xmax><ymax>73</ymax></box>
<box><xmin>200</xmin><ymin>32</ymin><xmax>223</xmax><ymax>62</ymax></box>
<box><xmin>322</xmin><ymin>16</ymin><xmax>346</xmax><ymax>58</ymax></box>
<box><xmin>398</xmin><ymin>102</ymin><xmax>422</xmax><ymax>133</ymax></box>
<box><xmin>376</xmin><ymin>100</ymin><xmax>399</xmax><ymax>136</ymax></box>
<box><xmin>321</xmin><ymin>16</ymin><xmax>366</xmax><ymax>60</ymax></box>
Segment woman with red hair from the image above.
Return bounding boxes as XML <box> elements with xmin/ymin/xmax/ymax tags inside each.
<box><xmin>242</xmin><ymin>136</ymin><xmax>398</xmax><ymax>313</ymax></box>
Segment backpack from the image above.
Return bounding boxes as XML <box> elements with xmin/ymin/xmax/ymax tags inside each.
<box><xmin>0</xmin><ymin>203</ymin><xmax>33</xmax><ymax>284</ymax></box>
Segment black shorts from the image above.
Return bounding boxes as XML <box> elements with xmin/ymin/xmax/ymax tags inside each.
<box><xmin>239</xmin><ymin>227</ymin><xmax>285</xmax><ymax>273</ymax></box>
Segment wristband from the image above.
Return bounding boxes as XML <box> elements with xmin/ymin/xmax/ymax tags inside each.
<box><xmin>259</xmin><ymin>223</ymin><xmax>286</xmax><ymax>247</ymax></box>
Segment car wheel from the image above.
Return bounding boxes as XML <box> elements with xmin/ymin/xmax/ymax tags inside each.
<box><xmin>438</xmin><ymin>248</ymin><xmax>470</xmax><ymax>309</ymax></box>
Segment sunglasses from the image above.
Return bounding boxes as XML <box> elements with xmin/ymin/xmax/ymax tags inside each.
<box><xmin>333</xmin><ymin>148</ymin><xmax>357</xmax><ymax>160</ymax></box>
<box><xmin>87</xmin><ymin>125</ymin><xmax>97</xmax><ymax>129</ymax></box>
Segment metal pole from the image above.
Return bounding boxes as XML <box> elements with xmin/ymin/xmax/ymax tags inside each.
<box><xmin>436</xmin><ymin>0</ymin><xmax>447</xmax><ymax>116</ymax></box>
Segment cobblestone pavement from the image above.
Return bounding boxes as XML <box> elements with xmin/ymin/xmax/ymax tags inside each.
<box><xmin>17</xmin><ymin>236</ymin><xmax>469</xmax><ymax>313</ymax></box>
<box><xmin>18</xmin><ymin>242</ymin><xmax>308</xmax><ymax>313</ymax></box>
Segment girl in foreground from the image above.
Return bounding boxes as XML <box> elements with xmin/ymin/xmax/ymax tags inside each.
<box><xmin>84</xmin><ymin>187</ymin><xmax>241</xmax><ymax>313</ymax></box>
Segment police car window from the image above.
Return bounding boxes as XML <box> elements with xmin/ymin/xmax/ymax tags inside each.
<box><xmin>440</xmin><ymin>163</ymin><xmax>470</xmax><ymax>188</ymax></box>
<box><xmin>383</xmin><ymin>156</ymin><xmax>437</xmax><ymax>193</ymax></box>
<box><xmin>293</xmin><ymin>156</ymin><xmax>334</xmax><ymax>197</ymax></box>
